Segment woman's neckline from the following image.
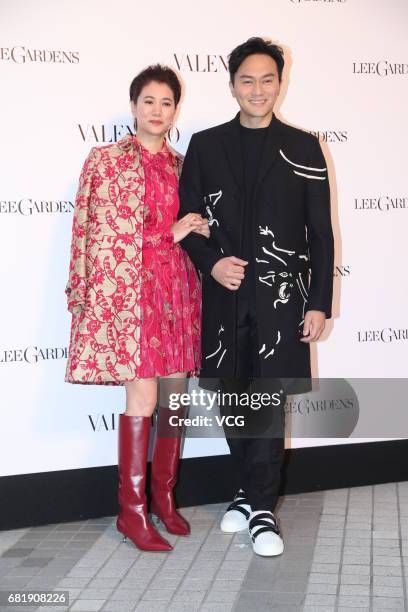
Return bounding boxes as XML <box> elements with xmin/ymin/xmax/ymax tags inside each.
<box><xmin>134</xmin><ymin>135</ymin><xmax>168</xmax><ymax>156</ymax></box>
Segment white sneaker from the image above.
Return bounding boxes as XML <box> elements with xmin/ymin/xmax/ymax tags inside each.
<box><xmin>248</xmin><ymin>510</ymin><xmax>284</xmax><ymax>557</ymax></box>
<box><xmin>220</xmin><ymin>489</ymin><xmax>251</xmax><ymax>533</ymax></box>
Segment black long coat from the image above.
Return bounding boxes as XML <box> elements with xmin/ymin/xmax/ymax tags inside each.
<box><xmin>179</xmin><ymin>113</ymin><xmax>334</xmax><ymax>393</ymax></box>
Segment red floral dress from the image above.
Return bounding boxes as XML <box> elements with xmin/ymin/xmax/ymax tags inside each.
<box><xmin>137</xmin><ymin>141</ymin><xmax>201</xmax><ymax>378</ymax></box>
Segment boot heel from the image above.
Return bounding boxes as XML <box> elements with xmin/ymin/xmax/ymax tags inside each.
<box><xmin>116</xmin><ymin>522</ymin><xmax>128</xmax><ymax>542</ymax></box>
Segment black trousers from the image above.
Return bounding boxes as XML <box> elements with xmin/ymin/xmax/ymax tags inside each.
<box><xmin>219</xmin><ymin>295</ymin><xmax>286</xmax><ymax>512</ymax></box>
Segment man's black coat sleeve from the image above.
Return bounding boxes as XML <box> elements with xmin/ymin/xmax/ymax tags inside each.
<box><xmin>178</xmin><ymin>134</ymin><xmax>224</xmax><ymax>277</ymax></box>
<box><xmin>304</xmin><ymin>137</ymin><xmax>334</xmax><ymax>318</ymax></box>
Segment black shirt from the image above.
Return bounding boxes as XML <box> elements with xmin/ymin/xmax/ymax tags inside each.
<box><xmin>239</xmin><ymin>124</ymin><xmax>268</xmax><ymax>295</ymax></box>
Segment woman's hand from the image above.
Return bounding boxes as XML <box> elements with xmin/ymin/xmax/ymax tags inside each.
<box><xmin>171</xmin><ymin>213</ymin><xmax>209</xmax><ymax>243</ymax></box>
<box><xmin>192</xmin><ymin>217</ymin><xmax>210</xmax><ymax>239</ymax></box>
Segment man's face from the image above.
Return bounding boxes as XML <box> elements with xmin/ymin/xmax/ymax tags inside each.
<box><xmin>229</xmin><ymin>53</ymin><xmax>281</xmax><ymax>125</ymax></box>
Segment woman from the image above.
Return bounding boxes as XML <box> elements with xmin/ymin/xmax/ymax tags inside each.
<box><xmin>65</xmin><ymin>65</ymin><xmax>208</xmax><ymax>552</ymax></box>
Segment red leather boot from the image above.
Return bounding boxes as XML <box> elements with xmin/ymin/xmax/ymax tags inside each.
<box><xmin>116</xmin><ymin>413</ymin><xmax>172</xmax><ymax>551</ymax></box>
<box><xmin>150</xmin><ymin>407</ymin><xmax>190</xmax><ymax>536</ymax></box>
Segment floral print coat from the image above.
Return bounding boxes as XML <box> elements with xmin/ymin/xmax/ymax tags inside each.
<box><xmin>65</xmin><ymin>135</ymin><xmax>200</xmax><ymax>384</ymax></box>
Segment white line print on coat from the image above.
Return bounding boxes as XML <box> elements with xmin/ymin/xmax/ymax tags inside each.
<box><xmin>257</xmin><ymin>226</ymin><xmax>312</xmax><ymax>324</ymax></box>
<box><xmin>259</xmin><ymin>270</ymin><xmax>293</xmax><ymax>294</ymax></box>
<box><xmin>258</xmin><ymin>226</ymin><xmax>296</xmax><ymax>302</ymax></box>
<box><xmin>256</xmin><ymin>226</ymin><xmax>311</xmax><ymax>353</ymax></box>
<box><xmin>296</xmin><ymin>271</ymin><xmax>309</xmax><ymax>326</ymax></box>
<box><xmin>279</xmin><ymin>149</ymin><xmax>327</xmax><ymax>181</ymax></box>
<box><xmin>204</xmin><ymin>189</ymin><xmax>222</xmax><ymax>227</ymax></box>
<box><xmin>259</xmin><ymin>225</ymin><xmax>295</xmax><ymax>267</ymax></box>
<box><xmin>260</xmin><ymin>226</ymin><xmax>295</xmax><ymax>255</ymax></box>
<box><xmin>258</xmin><ymin>330</ymin><xmax>281</xmax><ymax>359</ymax></box>
<box><xmin>294</xmin><ymin>170</ymin><xmax>326</xmax><ymax>181</ymax></box>
<box><xmin>205</xmin><ymin>323</ymin><xmax>226</xmax><ymax>368</ymax></box>
<box><xmin>279</xmin><ymin>149</ymin><xmax>326</xmax><ymax>172</ymax></box>
<box><xmin>274</xmin><ymin>282</ymin><xmax>291</xmax><ymax>309</ymax></box>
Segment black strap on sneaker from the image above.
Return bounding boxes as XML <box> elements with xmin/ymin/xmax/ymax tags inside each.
<box><xmin>226</xmin><ymin>490</ymin><xmax>250</xmax><ymax>519</ymax></box>
<box><xmin>249</xmin><ymin>512</ymin><xmax>280</xmax><ymax>541</ymax></box>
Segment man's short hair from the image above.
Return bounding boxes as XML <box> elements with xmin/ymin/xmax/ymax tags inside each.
<box><xmin>228</xmin><ymin>37</ymin><xmax>284</xmax><ymax>83</ymax></box>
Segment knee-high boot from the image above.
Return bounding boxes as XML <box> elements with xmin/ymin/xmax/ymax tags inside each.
<box><xmin>116</xmin><ymin>413</ymin><xmax>172</xmax><ymax>551</ymax></box>
<box><xmin>150</xmin><ymin>407</ymin><xmax>190</xmax><ymax>536</ymax></box>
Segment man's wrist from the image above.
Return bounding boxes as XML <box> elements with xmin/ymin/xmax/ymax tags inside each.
<box><xmin>205</xmin><ymin>254</ymin><xmax>224</xmax><ymax>277</ymax></box>
<box><xmin>305</xmin><ymin>303</ymin><xmax>331</xmax><ymax>318</ymax></box>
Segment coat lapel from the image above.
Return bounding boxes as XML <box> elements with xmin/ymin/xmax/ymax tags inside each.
<box><xmin>255</xmin><ymin>112</ymin><xmax>285</xmax><ymax>190</ymax></box>
<box><xmin>221</xmin><ymin>113</ymin><xmax>244</xmax><ymax>191</ymax></box>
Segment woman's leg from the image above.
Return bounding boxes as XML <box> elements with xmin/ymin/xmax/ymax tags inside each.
<box><xmin>125</xmin><ymin>377</ymin><xmax>158</xmax><ymax>416</ymax></box>
<box><xmin>116</xmin><ymin>377</ymin><xmax>172</xmax><ymax>551</ymax></box>
<box><xmin>150</xmin><ymin>372</ymin><xmax>191</xmax><ymax>535</ymax></box>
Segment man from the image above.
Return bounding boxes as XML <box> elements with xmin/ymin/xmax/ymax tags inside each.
<box><xmin>178</xmin><ymin>37</ymin><xmax>334</xmax><ymax>556</ymax></box>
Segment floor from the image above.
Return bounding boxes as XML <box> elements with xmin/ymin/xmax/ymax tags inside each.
<box><xmin>0</xmin><ymin>482</ymin><xmax>407</xmax><ymax>611</ymax></box>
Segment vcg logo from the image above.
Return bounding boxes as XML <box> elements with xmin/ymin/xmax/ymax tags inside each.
<box><xmin>173</xmin><ymin>53</ymin><xmax>228</xmax><ymax>72</ymax></box>
<box><xmin>309</xmin><ymin>130</ymin><xmax>348</xmax><ymax>143</ymax></box>
<box><xmin>353</xmin><ymin>61</ymin><xmax>408</xmax><ymax>76</ymax></box>
<box><xmin>0</xmin><ymin>46</ymin><xmax>79</xmax><ymax>64</ymax></box>
<box><xmin>0</xmin><ymin>199</ymin><xmax>73</xmax><ymax>215</ymax></box>
<box><xmin>354</xmin><ymin>197</ymin><xmax>408</xmax><ymax>212</ymax></box>
<box><xmin>358</xmin><ymin>328</ymin><xmax>408</xmax><ymax>343</ymax></box>
<box><xmin>78</xmin><ymin>124</ymin><xmax>180</xmax><ymax>144</ymax></box>
<box><xmin>0</xmin><ymin>347</ymin><xmax>68</xmax><ymax>364</ymax></box>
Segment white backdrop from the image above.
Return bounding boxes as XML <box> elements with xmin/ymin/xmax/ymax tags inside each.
<box><xmin>1</xmin><ymin>0</ymin><xmax>407</xmax><ymax>477</ymax></box>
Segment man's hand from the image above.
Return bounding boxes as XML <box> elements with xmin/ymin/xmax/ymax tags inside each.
<box><xmin>300</xmin><ymin>310</ymin><xmax>326</xmax><ymax>342</ymax></box>
<box><xmin>211</xmin><ymin>256</ymin><xmax>248</xmax><ymax>290</ymax></box>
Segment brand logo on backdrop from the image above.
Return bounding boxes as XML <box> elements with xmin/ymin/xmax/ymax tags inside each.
<box><xmin>334</xmin><ymin>265</ymin><xmax>350</xmax><ymax>277</ymax></box>
<box><xmin>0</xmin><ymin>347</ymin><xmax>68</xmax><ymax>364</ymax></box>
<box><xmin>353</xmin><ymin>62</ymin><xmax>408</xmax><ymax>76</ymax></box>
<box><xmin>286</xmin><ymin>379</ymin><xmax>358</xmax><ymax>438</ymax></box>
<box><xmin>77</xmin><ymin>124</ymin><xmax>180</xmax><ymax>144</ymax></box>
<box><xmin>0</xmin><ymin>199</ymin><xmax>73</xmax><ymax>215</ymax></box>
<box><xmin>309</xmin><ymin>130</ymin><xmax>348</xmax><ymax>143</ymax></box>
<box><xmin>88</xmin><ymin>414</ymin><xmax>118</xmax><ymax>432</ymax></box>
<box><xmin>354</xmin><ymin>197</ymin><xmax>408</xmax><ymax>212</ymax></box>
<box><xmin>358</xmin><ymin>329</ymin><xmax>408</xmax><ymax>343</ymax></box>
<box><xmin>0</xmin><ymin>46</ymin><xmax>79</xmax><ymax>64</ymax></box>
<box><xmin>173</xmin><ymin>54</ymin><xmax>228</xmax><ymax>72</ymax></box>
<box><xmin>286</xmin><ymin>397</ymin><xmax>354</xmax><ymax>416</ymax></box>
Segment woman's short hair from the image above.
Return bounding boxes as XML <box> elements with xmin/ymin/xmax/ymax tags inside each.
<box><xmin>129</xmin><ymin>64</ymin><xmax>182</xmax><ymax>105</ymax></box>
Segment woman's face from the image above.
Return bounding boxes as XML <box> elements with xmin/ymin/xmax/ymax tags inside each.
<box><xmin>131</xmin><ymin>80</ymin><xmax>177</xmax><ymax>139</ymax></box>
